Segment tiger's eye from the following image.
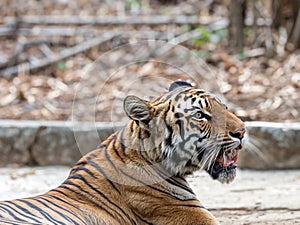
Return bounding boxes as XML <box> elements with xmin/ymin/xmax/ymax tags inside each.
<box><xmin>195</xmin><ymin>112</ymin><xmax>202</xmax><ymax>118</ymax></box>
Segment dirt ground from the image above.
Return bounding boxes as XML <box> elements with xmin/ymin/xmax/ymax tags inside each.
<box><xmin>0</xmin><ymin>166</ymin><xmax>299</xmax><ymax>224</ymax></box>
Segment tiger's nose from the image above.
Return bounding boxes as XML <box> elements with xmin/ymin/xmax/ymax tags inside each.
<box><xmin>229</xmin><ymin>128</ymin><xmax>246</xmax><ymax>139</ymax></box>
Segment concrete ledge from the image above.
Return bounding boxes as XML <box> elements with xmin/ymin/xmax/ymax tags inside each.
<box><xmin>239</xmin><ymin>121</ymin><xmax>300</xmax><ymax>169</ymax></box>
<box><xmin>0</xmin><ymin>120</ymin><xmax>299</xmax><ymax>169</ymax></box>
<box><xmin>0</xmin><ymin>120</ymin><xmax>123</xmax><ymax>167</ymax></box>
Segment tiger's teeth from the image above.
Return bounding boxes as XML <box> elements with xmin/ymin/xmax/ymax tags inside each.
<box><xmin>225</xmin><ymin>155</ymin><xmax>234</xmax><ymax>167</ymax></box>
<box><xmin>216</xmin><ymin>149</ymin><xmax>238</xmax><ymax>167</ymax></box>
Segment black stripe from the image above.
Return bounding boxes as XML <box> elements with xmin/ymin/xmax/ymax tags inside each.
<box><xmin>165</xmin><ymin>177</ymin><xmax>195</xmax><ymax>195</ymax></box>
<box><xmin>118</xmin><ymin>129</ymin><xmax>128</xmax><ymax>156</ymax></box>
<box><xmin>65</xmin><ymin>176</ymin><xmax>137</xmax><ymax>224</ymax></box>
<box><xmin>40</xmin><ymin>197</ymin><xmax>85</xmax><ymax>224</ymax></box>
<box><xmin>129</xmin><ymin>121</ymin><xmax>134</xmax><ymax>133</ymax></box>
<box><xmin>58</xmin><ymin>183</ymin><xmax>118</xmax><ymax>221</ymax></box>
<box><xmin>163</xmin><ymin>112</ymin><xmax>173</xmax><ymax>147</ymax></box>
<box><xmin>46</xmin><ymin>190</ymin><xmax>86</xmax><ymax>213</ymax></box>
<box><xmin>138</xmin><ymin>127</ymin><xmax>142</xmax><ymax>140</ymax></box>
<box><xmin>171</xmin><ymin>105</ymin><xmax>175</xmax><ymax>112</ymax></box>
<box><xmin>174</xmin><ymin>112</ymin><xmax>184</xmax><ymax>118</ymax></box>
<box><xmin>142</xmin><ymin>158</ymin><xmax>195</xmax><ymax>195</ymax></box>
<box><xmin>1</xmin><ymin>201</ymin><xmax>41</xmax><ymax>223</ymax></box>
<box><xmin>112</xmin><ymin>135</ymin><xmax>125</xmax><ymax>162</ymax></box>
<box><xmin>176</xmin><ymin>119</ymin><xmax>185</xmax><ymax>138</ymax></box>
<box><xmin>175</xmin><ymin>204</ymin><xmax>206</xmax><ymax>209</ymax></box>
<box><xmin>18</xmin><ymin>199</ymin><xmax>63</xmax><ymax>225</ymax></box>
<box><xmin>174</xmin><ymin>89</ymin><xmax>189</xmax><ymax>101</ymax></box>
<box><xmin>73</xmin><ymin>160</ymin><xmax>87</xmax><ymax>168</ymax></box>
<box><xmin>86</xmin><ymin>161</ymin><xmax>121</xmax><ymax>194</ymax></box>
<box><xmin>41</xmin><ymin>194</ymin><xmax>87</xmax><ymax>225</ymax></box>
<box><xmin>32</xmin><ymin>197</ymin><xmax>81</xmax><ymax>225</ymax></box>
<box><xmin>191</xmin><ymin>97</ymin><xmax>196</xmax><ymax>104</ymax></box>
<box><xmin>183</xmin><ymin>106</ymin><xmax>201</xmax><ymax>113</ymax></box>
<box><xmin>104</xmin><ymin>146</ymin><xmax>195</xmax><ymax>201</ymax></box>
<box><xmin>195</xmin><ymin>90</ymin><xmax>206</xmax><ymax>95</ymax></box>
<box><xmin>204</xmin><ymin>98</ymin><xmax>209</xmax><ymax>108</ymax></box>
<box><xmin>69</xmin><ymin>162</ymin><xmax>88</xmax><ymax>177</ymax></box>
<box><xmin>0</xmin><ymin>204</ymin><xmax>27</xmax><ymax>222</ymax></box>
<box><xmin>150</xmin><ymin>166</ymin><xmax>195</xmax><ymax>195</ymax></box>
<box><xmin>132</xmin><ymin>211</ymin><xmax>154</xmax><ymax>225</ymax></box>
<box><xmin>86</xmin><ymin>151</ymin><xmax>98</xmax><ymax>161</ymax></box>
<box><xmin>0</xmin><ymin>217</ymin><xmax>42</xmax><ymax>225</ymax></box>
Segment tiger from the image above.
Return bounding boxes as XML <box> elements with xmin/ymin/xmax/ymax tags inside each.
<box><xmin>0</xmin><ymin>80</ymin><xmax>245</xmax><ymax>225</ymax></box>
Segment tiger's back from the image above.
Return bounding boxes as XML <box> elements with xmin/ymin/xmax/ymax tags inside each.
<box><xmin>0</xmin><ymin>81</ymin><xmax>245</xmax><ymax>225</ymax></box>
<box><xmin>0</xmin><ymin>146</ymin><xmax>140</xmax><ymax>224</ymax></box>
<box><xmin>0</xmin><ymin>195</ymin><xmax>87</xmax><ymax>225</ymax></box>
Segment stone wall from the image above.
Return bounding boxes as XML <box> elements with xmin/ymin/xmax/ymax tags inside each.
<box><xmin>0</xmin><ymin>120</ymin><xmax>122</xmax><ymax>167</ymax></box>
<box><xmin>0</xmin><ymin>120</ymin><xmax>299</xmax><ymax>169</ymax></box>
<box><xmin>239</xmin><ymin>121</ymin><xmax>300</xmax><ymax>169</ymax></box>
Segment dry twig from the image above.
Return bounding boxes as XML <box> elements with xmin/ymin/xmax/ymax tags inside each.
<box><xmin>0</xmin><ymin>32</ymin><xmax>121</xmax><ymax>79</ymax></box>
<box><xmin>4</xmin><ymin>15</ymin><xmax>206</xmax><ymax>26</ymax></box>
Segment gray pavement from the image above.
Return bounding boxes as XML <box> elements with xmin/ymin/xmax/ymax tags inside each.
<box><xmin>0</xmin><ymin>167</ymin><xmax>299</xmax><ymax>224</ymax></box>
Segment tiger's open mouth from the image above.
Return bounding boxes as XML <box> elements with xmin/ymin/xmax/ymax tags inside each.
<box><xmin>207</xmin><ymin>144</ymin><xmax>242</xmax><ymax>184</ymax></box>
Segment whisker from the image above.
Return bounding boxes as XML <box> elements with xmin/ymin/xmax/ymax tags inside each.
<box><xmin>244</xmin><ymin>135</ymin><xmax>270</xmax><ymax>164</ymax></box>
<box><xmin>199</xmin><ymin>141</ymin><xmax>221</xmax><ymax>170</ymax></box>
<box><xmin>222</xmin><ymin>143</ymin><xmax>236</xmax><ymax>152</ymax></box>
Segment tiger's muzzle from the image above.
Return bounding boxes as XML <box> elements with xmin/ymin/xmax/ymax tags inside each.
<box><xmin>207</xmin><ymin>128</ymin><xmax>245</xmax><ymax>184</ymax></box>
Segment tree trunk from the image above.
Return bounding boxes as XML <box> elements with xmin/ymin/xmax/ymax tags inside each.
<box><xmin>289</xmin><ymin>2</ymin><xmax>300</xmax><ymax>48</ymax></box>
<box><xmin>229</xmin><ymin>0</ymin><xmax>246</xmax><ymax>53</ymax></box>
<box><xmin>272</xmin><ymin>0</ymin><xmax>300</xmax><ymax>49</ymax></box>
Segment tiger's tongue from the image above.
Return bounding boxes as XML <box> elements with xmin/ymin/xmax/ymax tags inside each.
<box><xmin>216</xmin><ymin>153</ymin><xmax>239</xmax><ymax>167</ymax></box>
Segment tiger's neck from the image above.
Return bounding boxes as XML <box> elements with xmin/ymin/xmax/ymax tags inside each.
<box><xmin>111</xmin><ymin>120</ymin><xmax>166</xmax><ymax>163</ymax></box>
<box><xmin>110</xmin><ymin>120</ymin><xmax>193</xmax><ymax>177</ymax></box>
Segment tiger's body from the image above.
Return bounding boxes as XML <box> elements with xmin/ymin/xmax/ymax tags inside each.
<box><xmin>0</xmin><ymin>81</ymin><xmax>245</xmax><ymax>225</ymax></box>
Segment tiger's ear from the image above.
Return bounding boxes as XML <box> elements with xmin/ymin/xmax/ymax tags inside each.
<box><xmin>123</xmin><ymin>95</ymin><xmax>152</xmax><ymax>123</ymax></box>
<box><xmin>169</xmin><ymin>80</ymin><xmax>193</xmax><ymax>91</ymax></box>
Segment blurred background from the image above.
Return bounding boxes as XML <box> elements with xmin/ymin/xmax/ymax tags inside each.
<box><xmin>0</xmin><ymin>0</ymin><xmax>299</xmax><ymax>123</ymax></box>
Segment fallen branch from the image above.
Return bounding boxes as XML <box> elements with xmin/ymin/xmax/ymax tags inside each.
<box><xmin>0</xmin><ymin>25</ymin><xmax>92</xmax><ymax>36</ymax></box>
<box><xmin>0</xmin><ymin>25</ymin><xmax>177</xmax><ymax>40</ymax></box>
<box><xmin>243</xmin><ymin>48</ymin><xmax>266</xmax><ymax>58</ymax></box>
<box><xmin>4</xmin><ymin>15</ymin><xmax>215</xmax><ymax>26</ymax></box>
<box><xmin>0</xmin><ymin>39</ymin><xmax>47</xmax><ymax>70</ymax></box>
<box><xmin>0</xmin><ymin>32</ymin><xmax>121</xmax><ymax>79</ymax></box>
<box><xmin>0</xmin><ymin>39</ymin><xmax>71</xmax><ymax>70</ymax></box>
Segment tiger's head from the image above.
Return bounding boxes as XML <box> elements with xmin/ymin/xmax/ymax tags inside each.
<box><xmin>123</xmin><ymin>81</ymin><xmax>245</xmax><ymax>184</ymax></box>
